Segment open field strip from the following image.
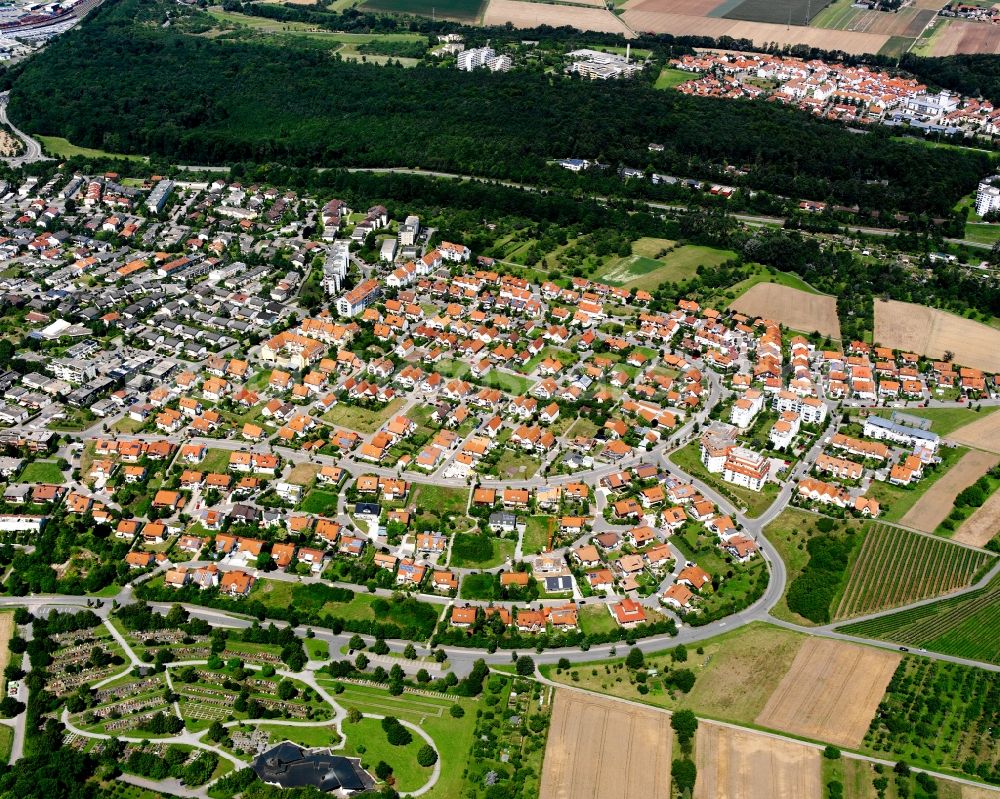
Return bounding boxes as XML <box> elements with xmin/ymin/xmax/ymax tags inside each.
<box><xmin>900</xmin><ymin>450</ymin><xmax>1000</xmax><ymax>533</ymax></box>
<box><xmin>729</xmin><ymin>282</ymin><xmax>841</xmax><ymax>339</ymax></box>
<box><xmin>953</xmin><ymin>488</ymin><xmax>1000</xmax><ymax>547</ymax></box>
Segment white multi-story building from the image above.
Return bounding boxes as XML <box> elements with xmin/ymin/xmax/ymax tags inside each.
<box><xmin>457</xmin><ymin>47</ymin><xmax>495</xmax><ymax>71</ymax></box>
<box><xmin>730</xmin><ymin>389</ymin><xmax>763</xmax><ymax>429</ymax></box>
<box><xmin>975</xmin><ymin>176</ymin><xmax>1000</xmax><ymax>217</ymax></box>
<box><xmin>722</xmin><ymin>447</ymin><xmax>769</xmax><ymax>492</ymax></box>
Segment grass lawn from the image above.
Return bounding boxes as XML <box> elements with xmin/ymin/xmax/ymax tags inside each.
<box><xmin>38</xmin><ymin>135</ymin><xmax>147</xmax><ymax>162</ymax></box>
<box><xmin>111</xmin><ymin>417</ymin><xmax>146</xmax><ymax>434</ymax></box>
<box><xmin>565</xmin><ymin>417</ymin><xmax>599</xmax><ymax>440</ymax></box>
<box><xmin>964</xmin><ymin>223</ymin><xmax>1000</xmax><ymax>245</ymax></box>
<box><xmin>300</xmin><ymin>488</ymin><xmax>339</xmax><ymax>515</ymax></box>
<box><xmin>254</xmin><ymin>721</ymin><xmax>341</xmax><ymax>749</ymax></box>
<box><xmin>322</xmin><ymin>398</ymin><xmax>405</xmax><ymax>433</ymax></box>
<box><xmin>522</xmin><ymin>515</ymin><xmax>554</xmax><ymax>555</ymax></box>
<box><xmin>450</xmin><ymin>533</ymin><xmax>515</xmax><ymax>569</ymax></box>
<box><xmin>653</xmin><ymin>67</ymin><xmax>691</xmax><ymax>90</ymax></box>
<box><xmin>410</xmin><ymin>484</ymin><xmax>469</xmax><ymax>516</ymax></box>
<box><xmin>865</xmin><ymin>445</ymin><xmax>968</xmax><ymax>523</ymax></box>
<box><xmin>198</xmin><ymin>447</ymin><xmax>234</xmax><ymax>474</ymax></box>
<box><xmin>19</xmin><ymin>460</ymin><xmax>65</xmax><ymax>484</ymax></box>
<box><xmin>577</xmin><ymin>604</ymin><xmax>617</xmax><ymax>637</ymax></box>
<box><xmin>341</xmin><ymin>717</ymin><xmax>429</xmax><ymax>793</ymax></box>
<box><xmin>49</xmin><ymin>407</ymin><xmax>97</xmax><ymax>431</ymax></box>
<box><xmin>669</xmin><ymin>442</ymin><xmax>778</xmax><ymax>518</ymax></box>
<box><xmin>320</xmin><ymin>683</ymin><xmax>478</xmax><ymax>799</ymax></box>
<box><xmin>0</xmin><ymin>720</ymin><xmax>11</xmax><ymax>762</ymax></box>
<box><xmin>305</xmin><ymin>638</ymin><xmax>330</xmax><ymax>660</ymax></box>
<box><xmin>434</xmin><ymin>359</ymin><xmax>534</xmax><ymax>395</ymax></box>
<box><xmin>540</xmin><ymin>622</ymin><xmax>806</xmax><ymax>725</ymax></box>
<box><xmin>764</xmin><ymin>508</ymin><xmax>865</xmax><ymax>625</ymax></box>
<box><xmin>359</xmin><ymin>0</ymin><xmax>485</xmax><ymax>22</ymax></box>
<box><xmin>287</xmin><ymin>462</ymin><xmax>320</xmax><ymax>486</ymax></box>
<box><xmin>871</xmin><ymin>405</ymin><xmax>998</xmax><ymax>437</ymax></box>
<box><xmin>490</xmin><ymin>450</ymin><xmax>541</xmax><ymax>480</ymax></box>
<box><xmin>596</xmin><ymin>243</ymin><xmax>735</xmax><ymax>291</ymax></box>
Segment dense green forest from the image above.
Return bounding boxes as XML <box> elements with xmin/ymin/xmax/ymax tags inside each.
<box><xmin>4</xmin><ymin>0</ymin><xmax>992</xmax><ymax>216</ymax></box>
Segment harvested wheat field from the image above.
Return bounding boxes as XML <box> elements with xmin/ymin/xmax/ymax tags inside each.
<box><xmin>755</xmin><ymin>639</ymin><xmax>899</xmax><ymax>748</ymax></box>
<box><xmin>484</xmin><ymin>0</ymin><xmax>634</xmax><ymax>33</ymax></box>
<box><xmin>694</xmin><ymin>722</ymin><xmax>821</xmax><ymax>799</ymax></box>
<box><xmin>874</xmin><ymin>299</ymin><xmax>1000</xmax><ymax>374</ymax></box>
<box><xmin>729</xmin><ymin>283</ymin><xmax>841</xmax><ymax>339</ymax></box>
<box><xmin>625</xmin><ymin>0</ymin><xmax>726</xmax><ymax>15</ymax></box>
<box><xmin>949</xmin><ymin>412</ymin><xmax>1000</xmax><ymax>455</ymax></box>
<box><xmin>540</xmin><ymin>690</ymin><xmax>671</xmax><ymax>799</ymax></box>
<box><xmin>924</xmin><ymin>18</ymin><xmax>1000</xmax><ymax>56</ymax></box>
<box><xmin>900</xmin><ymin>450</ymin><xmax>1000</xmax><ymax>534</ymax></box>
<box><xmin>620</xmin><ymin>10</ymin><xmax>890</xmax><ymax>53</ymax></box>
<box><xmin>954</xmin><ymin>488</ymin><xmax>1000</xmax><ymax>547</ymax></box>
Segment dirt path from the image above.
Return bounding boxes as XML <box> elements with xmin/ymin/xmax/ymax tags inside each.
<box><xmin>694</xmin><ymin>722</ymin><xmax>820</xmax><ymax>799</ymax></box>
<box><xmin>539</xmin><ymin>689</ymin><xmax>671</xmax><ymax>799</ymax></box>
<box><xmin>900</xmin><ymin>451</ymin><xmax>1000</xmax><ymax>533</ymax></box>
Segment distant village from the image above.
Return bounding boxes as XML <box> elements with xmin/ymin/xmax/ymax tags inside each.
<box><xmin>671</xmin><ymin>51</ymin><xmax>997</xmax><ymax>136</ymax></box>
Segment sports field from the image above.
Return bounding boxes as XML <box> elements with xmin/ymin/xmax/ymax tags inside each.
<box><xmin>755</xmin><ymin>638</ymin><xmax>900</xmax><ymax>747</ymax></box>
<box><xmin>729</xmin><ymin>282</ymin><xmax>841</xmax><ymax>339</ymax></box>
<box><xmin>833</xmin><ymin>523</ymin><xmax>992</xmax><ymax>620</ymax></box>
<box><xmin>540</xmin><ymin>690</ymin><xmax>671</xmax><ymax>799</ymax></box>
<box><xmin>839</xmin><ymin>572</ymin><xmax>1000</xmax><ymax>664</ymax></box>
<box><xmin>874</xmin><ymin>299</ymin><xmax>1000</xmax><ymax>374</ymax></box>
<box><xmin>694</xmin><ymin>722</ymin><xmax>820</xmax><ymax>799</ymax></box>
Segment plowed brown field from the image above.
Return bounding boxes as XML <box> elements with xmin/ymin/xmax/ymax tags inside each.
<box><xmin>694</xmin><ymin>722</ymin><xmax>821</xmax><ymax>799</ymax></box>
<box><xmin>730</xmin><ymin>283</ymin><xmax>841</xmax><ymax>339</ymax></box>
<box><xmin>540</xmin><ymin>690</ymin><xmax>671</xmax><ymax>799</ymax></box>
<box><xmin>755</xmin><ymin>639</ymin><xmax>899</xmax><ymax>747</ymax></box>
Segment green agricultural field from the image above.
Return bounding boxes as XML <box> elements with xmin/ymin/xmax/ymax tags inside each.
<box><xmin>322</xmin><ymin>397</ymin><xmax>405</xmax><ymax>433</ymax></box>
<box><xmin>839</xmin><ymin>572</ymin><xmax>1000</xmax><ymax>665</ymax></box>
<box><xmin>521</xmin><ymin>515</ymin><xmax>554</xmax><ymax>555</ymax></box>
<box><xmin>723</xmin><ymin>0</ymin><xmax>833</xmax><ymax>25</ymax></box>
<box><xmin>450</xmin><ymin>533</ymin><xmax>515</xmax><ymax>569</ymax></box>
<box><xmin>669</xmin><ymin>441</ymin><xmax>778</xmax><ymax>518</ymax></box>
<box><xmin>360</xmin><ymin>0</ymin><xmax>485</xmax><ymax>21</ymax></box>
<box><xmin>871</xmin><ymin>406</ymin><xmax>998</xmax><ymax>437</ymax></box>
<box><xmin>653</xmin><ymin>67</ymin><xmax>691</xmax><ymax>90</ymax></box>
<box><xmin>38</xmin><ymin>135</ymin><xmax>147</xmax><ymax>162</ymax></box>
<box><xmin>596</xmin><ymin>243</ymin><xmax>735</xmax><ymax>291</ymax></box>
<box><xmin>19</xmin><ymin>460</ymin><xmax>65</xmax><ymax>484</ymax></box>
<box><xmin>833</xmin><ymin>523</ymin><xmax>993</xmax><ymax>621</ymax></box>
<box><xmin>861</xmin><ymin>657</ymin><xmax>1000</xmax><ymax>781</ymax></box>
